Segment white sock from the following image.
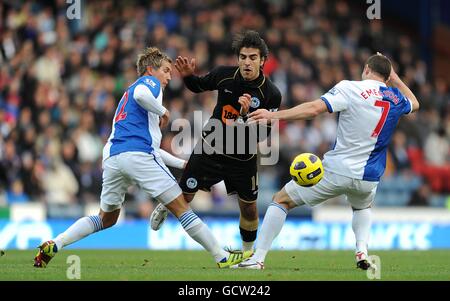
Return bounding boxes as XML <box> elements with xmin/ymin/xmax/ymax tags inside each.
<box><xmin>253</xmin><ymin>202</ymin><xmax>288</xmax><ymax>262</ymax></box>
<box><xmin>53</xmin><ymin>216</ymin><xmax>103</xmax><ymax>251</ymax></box>
<box><xmin>242</xmin><ymin>241</ymin><xmax>254</xmax><ymax>252</ymax></box>
<box><xmin>352</xmin><ymin>208</ymin><xmax>372</xmax><ymax>255</ymax></box>
<box><xmin>178</xmin><ymin>210</ymin><xmax>227</xmax><ymax>262</ymax></box>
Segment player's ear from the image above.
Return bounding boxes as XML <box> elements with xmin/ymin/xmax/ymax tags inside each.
<box><xmin>260</xmin><ymin>56</ymin><xmax>266</xmax><ymax>67</ymax></box>
<box><xmin>146</xmin><ymin>66</ymin><xmax>154</xmax><ymax>76</ymax></box>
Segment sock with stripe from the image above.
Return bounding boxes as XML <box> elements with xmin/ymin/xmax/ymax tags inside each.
<box><xmin>253</xmin><ymin>202</ymin><xmax>288</xmax><ymax>263</ymax></box>
<box><xmin>178</xmin><ymin>210</ymin><xmax>228</xmax><ymax>262</ymax></box>
<box><xmin>53</xmin><ymin>215</ymin><xmax>103</xmax><ymax>251</ymax></box>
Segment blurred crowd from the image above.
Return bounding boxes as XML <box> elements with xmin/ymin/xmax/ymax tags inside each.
<box><xmin>0</xmin><ymin>0</ymin><xmax>449</xmax><ymax>218</ymax></box>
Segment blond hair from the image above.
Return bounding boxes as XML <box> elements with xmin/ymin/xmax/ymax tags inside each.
<box><xmin>136</xmin><ymin>47</ymin><xmax>172</xmax><ymax>76</ymax></box>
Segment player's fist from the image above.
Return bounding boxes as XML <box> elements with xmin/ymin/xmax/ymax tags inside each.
<box><xmin>175</xmin><ymin>56</ymin><xmax>196</xmax><ymax>77</ymax></box>
<box><xmin>238</xmin><ymin>93</ymin><xmax>251</xmax><ymax>116</ymax></box>
<box><xmin>159</xmin><ymin>110</ymin><xmax>170</xmax><ymax>129</ymax></box>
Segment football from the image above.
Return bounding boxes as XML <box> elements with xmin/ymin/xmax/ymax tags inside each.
<box><xmin>289</xmin><ymin>153</ymin><xmax>324</xmax><ymax>187</ymax></box>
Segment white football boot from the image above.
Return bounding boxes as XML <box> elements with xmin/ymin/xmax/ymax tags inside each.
<box><xmin>150</xmin><ymin>203</ymin><xmax>169</xmax><ymax>231</ymax></box>
<box><xmin>234</xmin><ymin>257</ymin><xmax>265</xmax><ymax>270</ymax></box>
<box><xmin>355</xmin><ymin>251</ymin><xmax>371</xmax><ymax>270</ymax></box>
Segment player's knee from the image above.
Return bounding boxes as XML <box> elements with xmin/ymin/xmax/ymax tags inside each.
<box><xmin>100</xmin><ymin>215</ymin><xmax>118</xmax><ymax>229</ymax></box>
<box><xmin>165</xmin><ymin>194</ymin><xmax>190</xmax><ymax>218</ymax></box>
<box><xmin>99</xmin><ymin>209</ymin><xmax>120</xmax><ymax>229</ymax></box>
<box><xmin>273</xmin><ymin>191</ymin><xmax>283</xmax><ymax>203</ymax></box>
<box><xmin>183</xmin><ymin>193</ymin><xmax>195</xmax><ymax>203</ymax></box>
<box><xmin>273</xmin><ymin>190</ymin><xmax>297</xmax><ymax>210</ymax></box>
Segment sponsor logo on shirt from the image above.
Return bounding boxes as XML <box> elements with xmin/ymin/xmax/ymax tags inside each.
<box><xmin>145</xmin><ymin>78</ymin><xmax>157</xmax><ymax>88</ymax></box>
<box><xmin>328</xmin><ymin>87</ymin><xmax>339</xmax><ymax>95</ymax></box>
<box><xmin>222</xmin><ymin>105</ymin><xmax>239</xmax><ymax>125</ymax></box>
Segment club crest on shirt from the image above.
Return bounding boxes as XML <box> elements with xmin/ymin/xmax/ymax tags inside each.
<box><xmin>250</xmin><ymin>97</ymin><xmax>260</xmax><ymax>108</ymax></box>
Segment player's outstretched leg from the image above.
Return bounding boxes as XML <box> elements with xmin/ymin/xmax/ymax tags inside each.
<box><xmin>164</xmin><ymin>192</ymin><xmax>252</xmax><ymax>268</ymax></box>
<box><xmin>150</xmin><ymin>203</ymin><xmax>169</xmax><ymax>230</ymax></box>
<box><xmin>351</xmin><ymin>207</ymin><xmax>372</xmax><ymax>270</ymax></box>
<box><xmin>150</xmin><ymin>191</ymin><xmax>196</xmax><ymax>231</ymax></box>
<box><xmin>33</xmin><ymin>240</ymin><xmax>58</xmax><ymax>268</ymax></box>
<box><xmin>237</xmin><ymin>188</ymin><xmax>296</xmax><ymax>269</ymax></box>
<box><xmin>236</xmin><ymin>201</ymin><xmax>287</xmax><ymax>270</ymax></box>
<box><xmin>33</xmin><ymin>211</ymin><xmax>118</xmax><ymax>268</ymax></box>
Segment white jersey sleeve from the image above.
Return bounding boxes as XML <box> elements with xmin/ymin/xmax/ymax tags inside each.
<box><xmin>133</xmin><ymin>84</ymin><xmax>167</xmax><ymax>116</ymax></box>
<box><xmin>320</xmin><ymin>80</ymin><xmax>351</xmax><ymax>113</ymax></box>
<box><xmin>159</xmin><ymin>149</ymin><xmax>186</xmax><ymax>169</ymax></box>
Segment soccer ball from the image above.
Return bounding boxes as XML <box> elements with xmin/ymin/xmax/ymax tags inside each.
<box><xmin>289</xmin><ymin>153</ymin><xmax>324</xmax><ymax>187</ymax></box>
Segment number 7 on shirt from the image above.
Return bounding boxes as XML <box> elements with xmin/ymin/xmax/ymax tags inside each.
<box><xmin>371</xmin><ymin>100</ymin><xmax>390</xmax><ymax>138</ymax></box>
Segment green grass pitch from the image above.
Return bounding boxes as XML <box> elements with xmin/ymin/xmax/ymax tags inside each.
<box><xmin>1</xmin><ymin>250</ymin><xmax>449</xmax><ymax>281</ymax></box>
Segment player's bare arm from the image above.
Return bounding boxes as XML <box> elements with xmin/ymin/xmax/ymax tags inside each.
<box><xmin>249</xmin><ymin>99</ymin><xmax>327</xmax><ymax>122</ymax></box>
<box><xmin>159</xmin><ymin>149</ymin><xmax>187</xmax><ymax>169</ymax></box>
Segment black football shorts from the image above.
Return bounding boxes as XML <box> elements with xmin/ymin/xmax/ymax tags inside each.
<box><xmin>179</xmin><ymin>153</ymin><xmax>258</xmax><ymax>202</ymax></box>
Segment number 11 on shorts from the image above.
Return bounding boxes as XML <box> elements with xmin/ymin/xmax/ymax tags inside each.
<box><xmin>251</xmin><ymin>175</ymin><xmax>258</xmax><ymax>191</ymax></box>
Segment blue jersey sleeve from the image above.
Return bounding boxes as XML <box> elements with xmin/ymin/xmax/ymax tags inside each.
<box><xmin>399</xmin><ymin>92</ymin><xmax>413</xmax><ymax>115</ymax></box>
<box><xmin>380</xmin><ymin>86</ymin><xmax>412</xmax><ymax>115</ymax></box>
<box><xmin>392</xmin><ymin>87</ymin><xmax>412</xmax><ymax>115</ymax></box>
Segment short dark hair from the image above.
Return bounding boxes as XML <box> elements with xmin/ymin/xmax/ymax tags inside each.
<box><xmin>365</xmin><ymin>54</ymin><xmax>392</xmax><ymax>81</ymax></box>
<box><xmin>232</xmin><ymin>30</ymin><xmax>269</xmax><ymax>60</ymax></box>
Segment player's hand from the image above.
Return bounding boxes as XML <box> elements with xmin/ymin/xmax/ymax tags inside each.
<box><xmin>376</xmin><ymin>52</ymin><xmax>400</xmax><ymax>86</ymax></box>
<box><xmin>159</xmin><ymin>110</ymin><xmax>170</xmax><ymax>129</ymax></box>
<box><xmin>238</xmin><ymin>93</ymin><xmax>251</xmax><ymax>116</ymax></box>
<box><xmin>248</xmin><ymin>109</ymin><xmax>273</xmax><ymax>124</ymax></box>
<box><xmin>175</xmin><ymin>56</ymin><xmax>196</xmax><ymax>77</ymax></box>
<box><xmin>182</xmin><ymin>160</ymin><xmax>187</xmax><ymax>169</ymax></box>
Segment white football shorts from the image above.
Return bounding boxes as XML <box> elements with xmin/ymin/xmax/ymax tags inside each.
<box><xmin>100</xmin><ymin>151</ymin><xmax>181</xmax><ymax>212</ymax></box>
<box><xmin>285</xmin><ymin>170</ymin><xmax>378</xmax><ymax>209</ymax></box>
